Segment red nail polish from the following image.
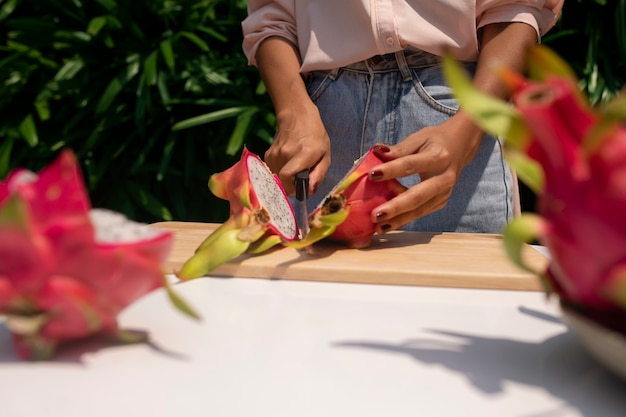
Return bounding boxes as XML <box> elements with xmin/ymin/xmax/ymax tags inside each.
<box><xmin>375</xmin><ymin>211</ymin><xmax>387</xmax><ymax>220</ymax></box>
<box><xmin>381</xmin><ymin>224</ymin><xmax>392</xmax><ymax>233</ymax></box>
<box><xmin>370</xmin><ymin>170</ymin><xmax>383</xmax><ymax>181</ymax></box>
<box><xmin>374</xmin><ymin>145</ymin><xmax>391</xmax><ymax>153</ymax></box>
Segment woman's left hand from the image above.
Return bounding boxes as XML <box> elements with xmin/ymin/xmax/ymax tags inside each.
<box><xmin>368</xmin><ymin>111</ymin><xmax>483</xmax><ymax>233</ymax></box>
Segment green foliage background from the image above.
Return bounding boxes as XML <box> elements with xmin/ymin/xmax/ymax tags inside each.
<box><xmin>1</xmin><ymin>0</ymin><xmax>625</xmax><ymax>222</ymax></box>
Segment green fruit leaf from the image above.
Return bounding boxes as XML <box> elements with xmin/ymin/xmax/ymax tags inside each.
<box><xmin>600</xmin><ymin>91</ymin><xmax>626</xmax><ymax>121</ymax></box>
<box><xmin>442</xmin><ymin>51</ymin><xmax>530</xmax><ymax>150</ymax></box>
<box><xmin>162</xmin><ymin>277</ymin><xmax>202</xmax><ymax>321</ymax></box>
<box><xmin>527</xmin><ymin>44</ymin><xmax>579</xmax><ymax>84</ymax></box>
<box><xmin>503</xmin><ymin>148</ymin><xmax>544</xmax><ymax>194</ymax></box>
<box><xmin>0</xmin><ymin>195</ymin><xmax>30</xmax><ymax>231</ymax></box>
<box><xmin>502</xmin><ymin>213</ymin><xmax>546</xmax><ymax>276</ymax></box>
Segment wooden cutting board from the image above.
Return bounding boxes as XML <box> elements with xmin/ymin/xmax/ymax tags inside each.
<box><xmin>151</xmin><ymin>221</ymin><xmax>549</xmax><ymax>291</ymax></box>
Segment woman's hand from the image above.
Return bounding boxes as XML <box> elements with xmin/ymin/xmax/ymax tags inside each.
<box><xmin>369</xmin><ymin>112</ymin><xmax>483</xmax><ymax>233</ymax></box>
<box><xmin>264</xmin><ymin>102</ymin><xmax>331</xmax><ymax>195</ymax></box>
<box><xmin>370</xmin><ymin>21</ymin><xmax>538</xmax><ymax>233</ymax></box>
<box><xmin>255</xmin><ymin>37</ymin><xmax>331</xmax><ymax>195</ymax></box>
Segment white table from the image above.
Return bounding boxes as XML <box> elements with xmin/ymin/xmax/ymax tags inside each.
<box><xmin>1</xmin><ymin>276</ymin><xmax>625</xmax><ymax>417</ymax></box>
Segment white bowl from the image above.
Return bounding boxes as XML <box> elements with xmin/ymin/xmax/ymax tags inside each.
<box><xmin>561</xmin><ymin>303</ymin><xmax>626</xmax><ymax>381</ymax></box>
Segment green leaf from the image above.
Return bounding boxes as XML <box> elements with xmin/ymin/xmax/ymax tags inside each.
<box><xmin>527</xmin><ymin>45</ymin><xmax>579</xmax><ymax>83</ymax></box>
<box><xmin>34</xmin><ymin>98</ymin><xmax>50</xmax><ymax>121</ymax></box>
<box><xmin>163</xmin><ymin>279</ymin><xmax>202</xmax><ymax>321</ymax></box>
<box><xmin>54</xmin><ymin>58</ymin><xmax>84</xmax><ymax>81</ymax></box>
<box><xmin>87</xmin><ymin>16</ymin><xmax>108</xmax><ymax>36</ymax></box>
<box><xmin>441</xmin><ymin>51</ymin><xmax>530</xmax><ymax>149</ymax></box>
<box><xmin>180</xmin><ymin>31</ymin><xmax>209</xmax><ymax>51</ymax></box>
<box><xmin>53</xmin><ymin>30</ymin><xmax>92</xmax><ymax>43</ymax></box>
<box><xmin>18</xmin><ymin>114</ymin><xmax>38</xmax><ymax>147</ymax></box>
<box><xmin>157</xmin><ymin>134</ymin><xmax>176</xmax><ymax>182</ymax></box>
<box><xmin>6</xmin><ymin>41</ymin><xmax>58</xmax><ymax>68</ymax></box>
<box><xmin>0</xmin><ymin>136</ymin><xmax>14</xmax><ymax>178</ymax></box>
<box><xmin>0</xmin><ymin>0</ymin><xmax>19</xmax><ymax>22</ymax></box>
<box><xmin>143</xmin><ymin>50</ymin><xmax>158</xmax><ymax>86</ymax></box>
<box><xmin>113</xmin><ymin>329</ymin><xmax>149</xmax><ymax>344</ymax></box>
<box><xmin>96</xmin><ymin>58</ymin><xmax>140</xmax><ymax>114</ymax></box>
<box><xmin>197</xmin><ymin>25</ymin><xmax>228</xmax><ymax>42</ymax></box>
<box><xmin>96</xmin><ymin>0</ymin><xmax>118</xmax><ymax>12</ymax></box>
<box><xmin>600</xmin><ymin>91</ymin><xmax>626</xmax><ymax>121</ymax></box>
<box><xmin>226</xmin><ymin>107</ymin><xmax>257</xmax><ymax>155</ymax></box>
<box><xmin>125</xmin><ymin>182</ymin><xmax>173</xmax><ymax>221</ymax></box>
<box><xmin>503</xmin><ymin>149</ymin><xmax>544</xmax><ymax>194</ymax></box>
<box><xmin>160</xmin><ymin>39</ymin><xmax>175</xmax><ymax>71</ymax></box>
<box><xmin>0</xmin><ymin>195</ymin><xmax>29</xmax><ymax>230</ymax></box>
<box><xmin>172</xmin><ymin>106</ymin><xmax>249</xmax><ymax>131</ymax></box>
<box><xmin>157</xmin><ymin>72</ymin><xmax>171</xmax><ymax>104</ymax></box>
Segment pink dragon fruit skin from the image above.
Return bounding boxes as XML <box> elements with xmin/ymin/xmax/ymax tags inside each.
<box><xmin>513</xmin><ymin>78</ymin><xmax>626</xmax><ymax>310</ymax></box>
<box><xmin>0</xmin><ymin>150</ymin><xmax>174</xmax><ymax>360</ymax></box>
<box><xmin>314</xmin><ymin>148</ymin><xmax>407</xmax><ymax>249</ymax></box>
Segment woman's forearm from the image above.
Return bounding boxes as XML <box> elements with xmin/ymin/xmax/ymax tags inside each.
<box><xmin>474</xmin><ymin>22</ymin><xmax>538</xmax><ymax>100</ymax></box>
<box><xmin>451</xmin><ymin>22</ymin><xmax>539</xmax><ymax>161</ymax></box>
<box><xmin>255</xmin><ymin>37</ymin><xmax>317</xmax><ymax>120</ymax></box>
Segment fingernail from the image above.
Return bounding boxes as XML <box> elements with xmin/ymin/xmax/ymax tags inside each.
<box><xmin>374</xmin><ymin>145</ymin><xmax>390</xmax><ymax>153</ymax></box>
<box><xmin>370</xmin><ymin>169</ymin><xmax>383</xmax><ymax>181</ymax></box>
<box><xmin>381</xmin><ymin>224</ymin><xmax>392</xmax><ymax>233</ymax></box>
<box><xmin>375</xmin><ymin>211</ymin><xmax>387</xmax><ymax>221</ymax></box>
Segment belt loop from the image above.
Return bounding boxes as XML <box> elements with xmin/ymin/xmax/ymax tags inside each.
<box><xmin>395</xmin><ymin>50</ymin><xmax>412</xmax><ymax>82</ymax></box>
<box><xmin>328</xmin><ymin>67</ymin><xmax>339</xmax><ymax>80</ymax></box>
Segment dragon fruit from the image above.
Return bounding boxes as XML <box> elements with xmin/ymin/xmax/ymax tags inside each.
<box><xmin>0</xmin><ymin>150</ymin><xmax>197</xmax><ymax>360</ymax></box>
<box><xmin>177</xmin><ymin>147</ymin><xmax>300</xmax><ymax>280</ymax></box>
<box><xmin>177</xmin><ymin>146</ymin><xmax>406</xmax><ymax>280</ymax></box>
<box><xmin>443</xmin><ymin>45</ymin><xmax>626</xmax><ymax>319</ymax></box>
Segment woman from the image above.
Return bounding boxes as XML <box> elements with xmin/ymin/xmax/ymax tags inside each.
<box><xmin>242</xmin><ymin>0</ymin><xmax>564</xmax><ymax>234</ymax></box>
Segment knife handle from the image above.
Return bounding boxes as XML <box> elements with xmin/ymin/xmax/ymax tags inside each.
<box><xmin>295</xmin><ymin>169</ymin><xmax>309</xmax><ymax>201</ymax></box>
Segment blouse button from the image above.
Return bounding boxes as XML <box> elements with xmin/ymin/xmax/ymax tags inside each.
<box><xmin>386</xmin><ymin>37</ymin><xmax>394</xmax><ymax>46</ymax></box>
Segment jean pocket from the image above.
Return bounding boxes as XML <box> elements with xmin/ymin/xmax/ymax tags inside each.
<box><xmin>304</xmin><ymin>70</ymin><xmax>337</xmax><ymax>102</ymax></box>
<box><xmin>411</xmin><ymin>63</ymin><xmax>475</xmax><ymax>115</ymax></box>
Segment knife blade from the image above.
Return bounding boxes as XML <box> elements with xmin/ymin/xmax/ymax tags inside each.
<box><xmin>295</xmin><ymin>169</ymin><xmax>310</xmax><ymax>239</ymax></box>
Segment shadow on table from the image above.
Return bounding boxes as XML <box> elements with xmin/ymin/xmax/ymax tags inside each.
<box><xmin>0</xmin><ymin>324</ymin><xmax>189</xmax><ymax>364</ymax></box>
<box><xmin>334</xmin><ymin>306</ymin><xmax>626</xmax><ymax>417</ymax></box>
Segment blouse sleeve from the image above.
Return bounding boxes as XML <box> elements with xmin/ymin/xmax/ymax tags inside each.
<box><xmin>476</xmin><ymin>0</ymin><xmax>564</xmax><ymax>39</ymax></box>
<box><xmin>242</xmin><ymin>0</ymin><xmax>298</xmax><ymax>66</ymax></box>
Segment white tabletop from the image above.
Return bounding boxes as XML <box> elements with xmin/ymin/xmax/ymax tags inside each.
<box><xmin>1</xmin><ymin>276</ymin><xmax>625</xmax><ymax>417</ymax></box>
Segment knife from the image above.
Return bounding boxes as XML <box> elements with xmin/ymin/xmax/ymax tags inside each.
<box><xmin>295</xmin><ymin>169</ymin><xmax>310</xmax><ymax>239</ymax></box>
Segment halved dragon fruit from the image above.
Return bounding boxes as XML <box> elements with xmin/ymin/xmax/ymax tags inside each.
<box><xmin>0</xmin><ymin>150</ymin><xmax>196</xmax><ymax>360</ymax></box>
<box><xmin>178</xmin><ymin>146</ymin><xmax>406</xmax><ymax>280</ymax></box>
<box><xmin>176</xmin><ymin>147</ymin><xmax>299</xmax><ymax>280</ymax></box>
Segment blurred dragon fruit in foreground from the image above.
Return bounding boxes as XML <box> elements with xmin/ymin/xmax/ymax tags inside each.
<box><xmin>444</xmin><ymin>46</ymin><xmax>626</xmax><ymax>327</ymax></box>
<box><xmin>0</xmin><ymin>150</ymin><xmax>197</xmax><ymax>360</ymax></box>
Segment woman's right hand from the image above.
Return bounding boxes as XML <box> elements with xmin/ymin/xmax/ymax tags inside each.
<box><xmin>255</xmin><ymin>37</ymin><xmax>331</xmax><ymax>196</ymax></box>
<box><xmin>264</xmin><ymin>102</ymin><xmax>331</xmax><ymax>196</ymax></box>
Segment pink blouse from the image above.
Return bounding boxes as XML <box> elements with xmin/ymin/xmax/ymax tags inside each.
<box><xmin>242</xmin><ymin>0</ymin><xmax>564</xmax><ymax>72</ymax></box>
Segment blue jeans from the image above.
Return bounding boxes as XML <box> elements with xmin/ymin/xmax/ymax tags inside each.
<box><xmin>303</xmin><ymin>47</ymin><xmax>515</xmax><ymax>234</ymax></box>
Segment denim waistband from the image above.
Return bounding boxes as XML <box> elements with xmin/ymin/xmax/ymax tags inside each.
<box><xmin>327</xmin><ymin>47</ymin><xmax>444</xmax><ymax>82</ymax></box>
